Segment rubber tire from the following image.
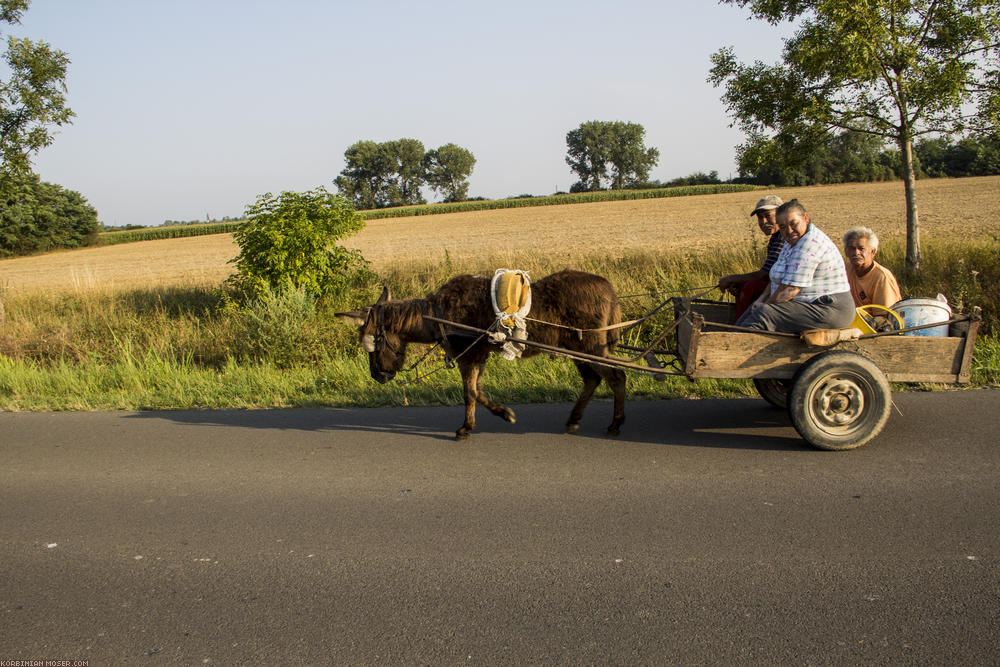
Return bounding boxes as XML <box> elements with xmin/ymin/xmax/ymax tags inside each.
<box><xmin>753</xmin><ymin>378</ymin><xmax>791</xmax><ymax>409</ymax></box>
<box><xmin>788</xmin><ymin>351</ymin><xmax>891</xmax><ymax>451</ymax></box>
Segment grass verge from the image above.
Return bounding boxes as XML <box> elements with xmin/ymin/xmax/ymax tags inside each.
<box><xmin>0</xmin><ymin>240</ymin><xmax>996</xmax><ymax>411</ymax></box>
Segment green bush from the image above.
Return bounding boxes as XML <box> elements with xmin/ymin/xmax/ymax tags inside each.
<box><xmin>229</xmin><ymin>187</ymin><xmax>371</xmax><ymax>297</ymax></box>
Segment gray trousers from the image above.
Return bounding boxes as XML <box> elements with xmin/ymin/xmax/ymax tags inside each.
<box><xmin>734</xmin><ymin>291</ymin><xmax>856</xmax><ymax>333</ymax></box>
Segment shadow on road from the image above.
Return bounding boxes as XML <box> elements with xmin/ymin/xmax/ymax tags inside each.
<box><xmin>124</xmin><ymin>397</ymin><xmax>805</xmax><ymax>451</ymax></box>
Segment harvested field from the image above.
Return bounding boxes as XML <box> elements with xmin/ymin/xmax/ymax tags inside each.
<box><xmin>2</xmin><ymin>176</ymin><xmax>998</xmax><ymax>293</ymax></box>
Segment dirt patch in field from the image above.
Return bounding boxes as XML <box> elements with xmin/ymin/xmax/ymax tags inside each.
<box><xmin>2</xmin><ymin>176</ymin><xmax>998</xmax><ymax>293</ymax></box>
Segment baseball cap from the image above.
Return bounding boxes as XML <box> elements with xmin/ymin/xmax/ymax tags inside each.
<box><xmin>750</xmin><ymin>195</ymin><xmax>783</xmax><ymax>216</ymax></box>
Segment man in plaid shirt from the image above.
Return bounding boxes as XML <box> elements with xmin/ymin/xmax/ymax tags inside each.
<box><xmin>734</xmin><ymin>199</ymin><xmax>854</xmax><ymax>333</ymax></box>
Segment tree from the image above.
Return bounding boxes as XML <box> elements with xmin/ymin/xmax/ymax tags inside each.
<box><xmin>229</xmin><ymin>187</ymin><xmax>369</xmax><ymax>298</ymax></box>
<box><xmin>0</xmin><ymin>173</ymin><xmax>98</xmax><ymax>257</ymax></box>
<box><xmin>386</xmin><ymin>138</ymin><xmax>426</xmax><ymax>207</ymax></box>
<box><xmin>0</xmin><ymin>0</ymin><xmax>73</xmax><ymax>177</ymax></box>
<box><xmin>606</xmin><ymin>121</ymin><xmax>660</xmax><ymax>189</ymax></box>
<box><xmin>423</xmin><ymin>143</ymin><xmax>476</xmax><ymax>202</ymax></box>
<box><xmin>334</xmin><ymin>140</ymin><xmax>396</xmax><ymax>210</ymax></box>
<box><xmin>565</xmin><ymin>121</ymin><xmax>610</xmax><ymax>191</ymax></box>
<box><xmin>565</xmin><ymin>121</ymin><xmax>659</xmax><ymax>191</ymax></box>
<box><xmin>334</xmin><ymin>138</ymin><xmax>431</xmax><ymax>209</ymax></box>
<box><xmin>915</xmin><ymin>133</ymin><xmax>1000</xmax><ymax>176</ymax></box>
<box><xmin>710</xmin><ymin>0</ymin><xmax>1000</xmax><ymax>272</ymax></box>
<box><xmin>736</xmin><ymin>130</ymin><xmax>897</xmax><ymax>185</ymax></box>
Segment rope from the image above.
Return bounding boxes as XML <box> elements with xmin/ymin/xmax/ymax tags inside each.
<box><xmin>523</xmin><ymin>286</ymin><xmax>721</xmax><ymax>339</ymax></box>
<box><xmin>392</xmin><ymin>330</ymin><xmax>491</xmax><ymax>406</ymax></box>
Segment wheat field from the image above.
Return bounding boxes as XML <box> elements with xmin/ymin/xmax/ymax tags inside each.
<box><xmin>2</xmin><ymin>176</ymin><xmax>998</xmax><ymax>294</ymax></box>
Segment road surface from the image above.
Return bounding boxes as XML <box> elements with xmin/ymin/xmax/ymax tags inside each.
<box><xmin>2</xmin><ymin>391</ymin><xmax>998</xmax><ymax>664</ymax></box>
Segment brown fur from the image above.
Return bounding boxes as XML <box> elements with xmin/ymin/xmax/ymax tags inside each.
<box><xmin>349</xmin><ymin>269</ymin><xmax>626</xmax><ymax>440</ymax></box>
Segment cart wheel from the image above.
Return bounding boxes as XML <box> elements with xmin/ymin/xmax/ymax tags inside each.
<box><xmin>788</xmin><ymin>351</ymin><xmax>891</xmax><ymax>451</ymax></box>
<box><xmin>753</xmin><ymin>378</ymin><xmax>791</xmax><ymax>409</ymax></box>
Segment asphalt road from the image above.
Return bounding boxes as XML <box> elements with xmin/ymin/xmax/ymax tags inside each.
<box><xmin>2</xmin><ymin>391</ymin><xmax>998</xmax><ymax>665</ymax></box>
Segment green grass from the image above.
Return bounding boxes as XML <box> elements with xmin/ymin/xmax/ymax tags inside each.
<box><xmin>0</xmin><ymin>240</ymin><xmax>996</xmax><ymax>411</ymax></box>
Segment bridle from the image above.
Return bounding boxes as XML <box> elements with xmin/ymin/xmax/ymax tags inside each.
<box><xmin>362</xmin><ymin>304</ymin><xmax>386</xmax><ymax>354</ymax></box>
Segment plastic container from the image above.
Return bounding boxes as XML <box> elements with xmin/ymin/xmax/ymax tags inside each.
<box><xmin>851</xmin><ymin>304</ymin><xmax>905</xmax><ymax>334</ymax></box>
<box><xmin>892</xmin><ymin>295</ymin><xmax>952</xmax><ymax>337</ymax></box>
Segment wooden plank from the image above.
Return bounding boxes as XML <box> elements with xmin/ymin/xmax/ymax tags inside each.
<box><xmin>956</xmin><ymin>316</ymin><xmax>981</xmax><ymax>383</ymax></box>
<box><xmin>686</xmin><ymin>331</ymin><xmax>818</xmax><ymax>378</ymax></box>
<box><xmin>846</xmin><ymin>337</ymin><xmax>964</xmax><ymax>377</ymax></box>
<box><xmin>676</xmin><ymin>314</ymin><xmax>692</xmax><ymax>364</ymax></box>
<box><xmin>683</xmin><ymin>313</ymin><xmax>704</xmax><ymax>377</ymax></box>
<box><xmin>685</xmin><ymin>330</ymin><xmax>967</xmax><ymax>382</ymax></box>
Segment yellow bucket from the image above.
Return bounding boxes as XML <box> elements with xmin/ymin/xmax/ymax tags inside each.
<box><xmin>851</xmin><ymin>304</ymin><xmax>904</xmax><ymax>334</ymax></box>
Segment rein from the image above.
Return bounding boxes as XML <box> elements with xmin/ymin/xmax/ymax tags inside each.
<box><xmin>370</xmin><ymin>298</ymin><xmax>491</xmax><ymax>406</ymax></box>
<box><xmin>523</xmin><ymin>285</ymin><xmax>719</xmax><ymax>339</ymax></box>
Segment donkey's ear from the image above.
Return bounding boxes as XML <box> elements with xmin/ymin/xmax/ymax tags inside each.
<box><xmin>335</xmin><ymin>310</ymin><xmax>367</xmax><ymax>326</ymax></box>
<box><xmin>376</xmin><ymin>286</ymin><xmax>390</xmax><ymax>304</ymax></box>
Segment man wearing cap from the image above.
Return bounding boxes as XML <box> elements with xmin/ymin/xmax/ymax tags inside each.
<box><xmin>843</xmin><ymin>226</ymin><xmax>902</xmax><ymax>307</ymax></box>
<box><xmin>735</xmin><ymin>199</ymin><xmax>855</xmax><ymax>333</ymax></box>
<box><xmin>718</xmin><ymin>194</ymin><xmax>784</xmax><ymax>317</ymax></box>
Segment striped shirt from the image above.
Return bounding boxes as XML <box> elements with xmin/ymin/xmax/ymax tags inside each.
<box><xmin>769</xmin><ymin>224</ymin><xmax>851</xmax><ymax>302</ymax></box>
<box><xmin>761</xmin><ymin>231</ymin><xmax>783</xmax><ymax>272</ymax></box>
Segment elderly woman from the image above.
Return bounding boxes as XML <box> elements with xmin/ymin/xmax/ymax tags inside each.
<box><xmin>734</xmin><ymin>199</ymin><xmax>855</xmax><ymax>333</ymax></box>
<box><xmin>843</xmin><ymin>226</ymin><xmax>902</xmax><ymax>307</ymax></box>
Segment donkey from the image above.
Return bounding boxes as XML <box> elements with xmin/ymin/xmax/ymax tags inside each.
<box><xmin>339</xmin><ymin>269</ymin><xmax>626</xmax><ymax>440</ymax></box>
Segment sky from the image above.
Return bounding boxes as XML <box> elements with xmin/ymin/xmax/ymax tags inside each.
<box><xmin>14</xmin><ymin>0</ymin><xmax>793</xmax><ymax>227</ymax></box>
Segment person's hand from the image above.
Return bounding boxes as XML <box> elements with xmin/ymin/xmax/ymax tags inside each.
<box><xmin>718</xmin><ymin>275</ymin><xmax>741</xmax><ymax>295</ymax></box>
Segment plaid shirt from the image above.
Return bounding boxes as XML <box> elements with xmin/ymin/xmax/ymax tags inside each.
<box><xmin>769</xmin><ymin>224</ymin><xmax>850</xmax><ymax>302</ymax></box>
<box><xmin>761</xmin><ymin>231</ymin><xmax>783</xmax><ymax>272</ymax></box>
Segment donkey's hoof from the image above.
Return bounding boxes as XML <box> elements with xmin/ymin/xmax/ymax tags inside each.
<box><xmin>502</xmin><ymin>408</ymin><xmax>516</xmax><ymax>424</ymax></box>
<box><xmin>606</xmin><ymin>426</ymin><xmax>621</xmax><ymax>437</ymax></box>
<box><xmin>565</xmin><ymin>423</ymin><xmax>580</xmax><ymax>434</ymax></box>
<box><xmin>455</xmin><ymin>430</ymin><xmax>471</xmax><ymax>441</ymax></box>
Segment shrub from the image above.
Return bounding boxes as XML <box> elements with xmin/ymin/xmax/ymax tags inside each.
<box><xmin>229</xmin><ymin>187</ymin><xmax>371</xmax><ymax>297</ymax></box>
<box><xmin>225</xmin><ymin>285</ymin><xmax>325</xmax><ymax>369</ymax></box>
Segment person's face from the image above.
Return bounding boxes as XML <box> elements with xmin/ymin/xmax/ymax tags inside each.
<box><xmin>777</xmin><ymin>210</ymin><xmax>809</xmax><ymax>246</ymax></box>
<box><xmin>844</xmin><ymin>236</ymin><xmax>877</xmax><ymax>272</ymax></box>
<box><xmin>756</xmin><ymin>209</ymin><xmax>778</xmax><ymax>235</ymax></box>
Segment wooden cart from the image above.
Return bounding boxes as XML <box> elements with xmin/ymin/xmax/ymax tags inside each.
<box><xmin>426</xmin><ymin>297</ymin><xmax>981</xmax><ymax>450</ymax></box>
<box><xmin>665</xmin><ymin>298</ymin><xmax>981</xmax><ymax>450</ymax></box>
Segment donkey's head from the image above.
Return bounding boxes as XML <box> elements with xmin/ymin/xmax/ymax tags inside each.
<box><xmin>337</xmin><ymin>287</ymin><xmax>408</xmax><ymax>384</ymax></box>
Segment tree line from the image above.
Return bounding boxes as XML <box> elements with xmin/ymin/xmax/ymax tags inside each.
<box><xmin>732</xmin><ymin>131</ymin><xmax>1000</xmax><ymax>187</ymax></box>
<box><xmin>334</xmin><ymin>139</ymin><xmax>476</xmax><ymax>209</ymax></box>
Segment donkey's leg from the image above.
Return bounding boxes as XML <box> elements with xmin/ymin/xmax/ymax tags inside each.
<box><xmin>455</xmin><ymin>362</ymin><xmax>480</xmax><ymax>441</ymax></box>
<box><xmin>566</xmin><ymin>361</ymin><xmax>603</xmax><ymax>433</ymax></box>
<box><xmin>475</xmin><ymin>364</ymin><xmax>516</xmax><ymax>424</ymax></box>
<box><xmin>594</xmin><ymin>366</ymin><xmax>627</xmax><ymax>436</ymax></box>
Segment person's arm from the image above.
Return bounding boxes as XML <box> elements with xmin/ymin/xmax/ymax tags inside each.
<box><xmin>719</xmin><ymin>268</ymin><xmax>769</xmax><ymax>291</ymax></box>
<box><xmin>746</xmin><ymin>283</ymin><xmax>773</xmax><ymax>312</ymax></box>
<box><xmin>766</xmin><ymin>284</ymin><xmax>801</xmax><ymax>303</ymax></box>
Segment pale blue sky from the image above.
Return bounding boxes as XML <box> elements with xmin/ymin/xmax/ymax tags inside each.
<box><xmin>15</xmin><ymin>1</ymin><xmax>791</xmax><ymax>226</ymax></box>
